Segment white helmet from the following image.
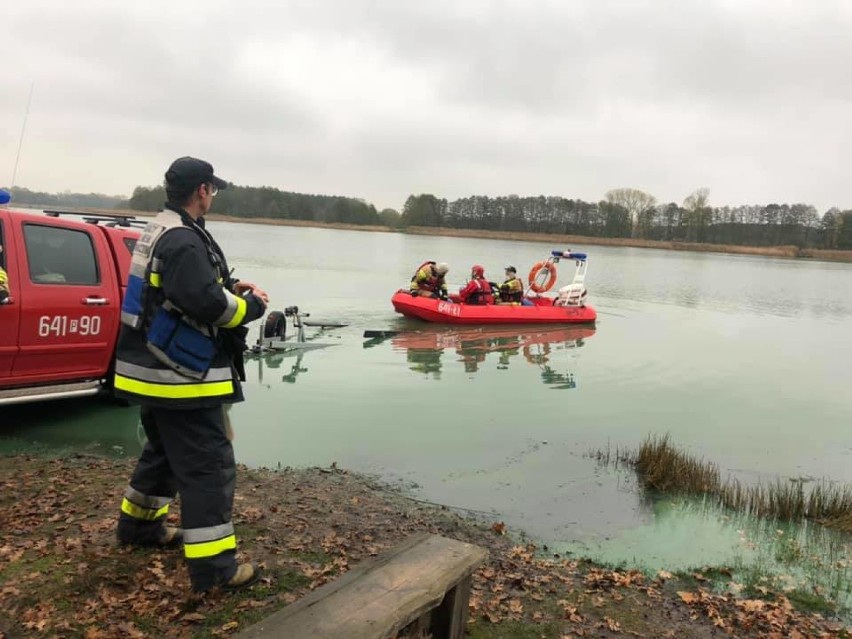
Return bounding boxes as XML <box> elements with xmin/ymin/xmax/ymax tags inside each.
<box><xmin>434</xmin><ymin>262</ymin><xmax>449</xmax><ymax>276</ymax></box>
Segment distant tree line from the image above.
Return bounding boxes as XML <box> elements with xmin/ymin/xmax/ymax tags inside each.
<box><xmin>401</xmin><ymin>188</ymin><xmax>852</xmax><ymax>250</ymax></box>
<box><xmin>9</xmin><ymin>181</ymin><xmax>852</xmax><ymax>250</ymax></box>
<box><xmin>128</xmin><ymin>185</ymin><xmax>386</xmax><ymax>226</ymax></box>
<box><xmin>3</xmin><ymin>186</ymin><xmax>128</xmax><ymax>210</ymax></box>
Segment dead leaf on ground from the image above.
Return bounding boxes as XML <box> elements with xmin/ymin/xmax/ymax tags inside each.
<box><xmin>181</xmin><ymin>612</ymin><xmax>206</xmax><ymax>623</ymax></box>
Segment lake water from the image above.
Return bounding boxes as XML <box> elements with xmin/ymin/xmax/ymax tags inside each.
<box><xmin>3</xmin><ymin>222</ymin><xmax>852</xmax><ymax>597</ymax></box>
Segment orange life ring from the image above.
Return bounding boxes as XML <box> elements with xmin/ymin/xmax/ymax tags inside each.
<box><xmin>528</xmin><ymin>261</ymin><xmax>558</xmax><ymax>293</ymax></box>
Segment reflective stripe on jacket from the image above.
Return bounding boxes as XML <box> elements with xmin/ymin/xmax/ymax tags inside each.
<box><xmin>114</xmin><ymin>205</ymin><xmax>264</xmax><ymax>409</ymax></box>
<box><xmin>0</xmin><ymin>267</ymin><xmax>8</xmax><ymax>299</ymax></box>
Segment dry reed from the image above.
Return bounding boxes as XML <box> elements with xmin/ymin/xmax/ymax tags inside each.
<box><xmin>603</xmin><ymin>435</ymin><xmax>852</xmax><ymax>532</ymax></box>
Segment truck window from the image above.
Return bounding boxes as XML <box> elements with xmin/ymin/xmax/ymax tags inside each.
<box><xmin>24</xmin><ymin>224</ymin><xmax>100</xmax><ymax>285</ymax></box>
<box><xmin>124</xmin><ymin>238</ymin><xmax>137</xmax><ymax>253</ymax></box>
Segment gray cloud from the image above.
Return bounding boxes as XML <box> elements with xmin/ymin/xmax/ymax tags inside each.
<box><xmin>2</xmin><ymin>0</ymin><xmax>851</xmax><ymax>211</ymax></box>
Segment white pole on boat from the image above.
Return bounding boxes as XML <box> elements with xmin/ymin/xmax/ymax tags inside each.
<box><xmin>11</xmin><ymin>81</ymin><xmax>34</xmax><ymax>188</ymax></box>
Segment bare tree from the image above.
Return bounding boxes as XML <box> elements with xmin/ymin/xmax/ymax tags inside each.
<box><xmin>605</xmin><ymin>188</ymin><xmax>657</xmax><ymax>237</ymax></box>
<box><xmin>682</xmin><ymin>188</ymin><xmax>711</xmax><ymax>242</ymax></box>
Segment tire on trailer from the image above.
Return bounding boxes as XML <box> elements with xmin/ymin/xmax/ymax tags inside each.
<box><xmin>263</xmin><ymin>311</ymin><xmax>287</xmax><ymax>339</ymax></box>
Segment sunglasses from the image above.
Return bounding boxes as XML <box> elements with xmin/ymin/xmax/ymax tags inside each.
<box><xmin>205</xmin><ymin>183</ymin><xmax>219</xmax><ymax>197</ymax></box>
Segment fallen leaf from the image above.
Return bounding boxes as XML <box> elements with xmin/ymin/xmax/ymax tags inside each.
<box><xmin>604</xmin><ymin>616</ymin><xmax>621</xmax><ymax>632</ymax></box>
<box><xmin>491</xmin><ymin>521</ymin><xmax>506</xmax><ymax>535</ymax></box>
<box><xmin>181</xmin><ymin>612</ymin><xmax>206</xmax><ymax>623</ymax></box>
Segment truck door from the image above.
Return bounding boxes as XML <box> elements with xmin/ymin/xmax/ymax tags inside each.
<box><xmin>0</xmin><ymin>216</ymin><xmax>20</xmax><ymax>378</ymax></box>
<box><xmin>11</xmin><ymin>220</ymin><xmax>120</xmax><ymax>382</ymax></box>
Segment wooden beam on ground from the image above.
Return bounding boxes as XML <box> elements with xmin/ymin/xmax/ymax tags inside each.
<box><xmin>236</xmin><ymin>533</ymin><xmax>487</xmax><ymax>639</ymax></box>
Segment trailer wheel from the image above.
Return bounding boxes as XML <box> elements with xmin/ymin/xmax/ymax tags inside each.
<box><xmin>263</xmin><ymin>311</ymin><xmax>287</xmax><ymax>339</ymax></box>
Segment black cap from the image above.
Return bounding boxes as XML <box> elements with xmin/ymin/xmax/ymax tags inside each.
<box><xmin>165</xmin><ymin>157</ymin><xmax>229</xmax><ymax>191</ymax></box>
<box><xmin>505</xmin><ymin>265</ymin><xmax>516</xmax><ymax>273</ymax></box>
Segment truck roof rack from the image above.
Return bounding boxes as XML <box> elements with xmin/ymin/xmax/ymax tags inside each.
<box><xmin>43</xmin><ymin>210</ymin><xmax>149</xmax><ymax>228</ymax></box>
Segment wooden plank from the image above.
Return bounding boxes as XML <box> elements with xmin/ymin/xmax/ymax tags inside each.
<box><xmin>236</xmin><ymin>534</ymin><xmax>487</xmax><ymax>639</ymax></box>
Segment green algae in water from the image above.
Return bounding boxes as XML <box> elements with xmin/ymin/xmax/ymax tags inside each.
<box><xmin>562</xmin><ymin>494</ymin><xmax>852</xmax><ymax>617</ymax></box>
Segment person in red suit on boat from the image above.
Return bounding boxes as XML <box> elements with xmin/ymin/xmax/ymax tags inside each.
<box><xmin>458</xmin><ymin>264</ymin><xmax>494</xmax><ymax>305</ymax></box>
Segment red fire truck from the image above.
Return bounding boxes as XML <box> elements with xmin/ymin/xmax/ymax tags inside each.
<box><xmin>0</xmin><ymin>209</ymin><xmax>142</xmax><ymax>406</ymax></box>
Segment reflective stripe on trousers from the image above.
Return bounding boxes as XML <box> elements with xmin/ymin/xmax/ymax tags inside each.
<box><xmin>183</xmin><ymin>522</ymin><xmax>237</xmax><ymax>559</ymax></box>
<box><xmin>120</xmin><ymin>486</ymin><xmax>171</xmax><ymax>521</ymax></box>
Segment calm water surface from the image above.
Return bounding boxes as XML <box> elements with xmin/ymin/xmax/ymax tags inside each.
<box><xmin>3</xmin><ymin>222</ymin><xmax>852</xmax><ymax>592</ymax></box>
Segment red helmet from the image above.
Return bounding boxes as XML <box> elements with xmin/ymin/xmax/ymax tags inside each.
<box><xmin>471</xmin><ymin>264</ymin><xmax>485</xmax><ymax>278</ymax></box>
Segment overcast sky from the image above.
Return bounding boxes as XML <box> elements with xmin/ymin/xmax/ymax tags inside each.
<box><xmin>2</xmin><ymin>0</ymin><xmax>851</xmax><ymax>211</ymax></box>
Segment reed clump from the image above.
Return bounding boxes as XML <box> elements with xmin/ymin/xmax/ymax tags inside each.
<box><xmin>603</xmin><ymin>435</ymin><xmax>852</xmax><ymax>532</ymax></box>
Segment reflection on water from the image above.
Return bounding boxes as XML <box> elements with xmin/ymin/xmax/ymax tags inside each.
<box><xmin>0</xmin><ymin>399</ymin><xmax>142</xmax><ymax>457</ymax></box>
<box><xmin>245</xmin><ymin>321</ymin><xmax>344</xmax><ymax>387</ymax></box>
<box><xmin>386</xmin><ymin>326</ymin><xmax>595</xmax><ymax>387</ymax></box>
<box><xmin>248</xmin><ymin>350</ymin><xmax>315</xmax><ymax>386</ymax></box>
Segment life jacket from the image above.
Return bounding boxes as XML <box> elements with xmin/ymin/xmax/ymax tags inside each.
<box><xmin>500</xmin><ymin>276</ymin><xmax>524</xmax><ymax>303</ymax></box>
<box><xmin>463</xmin><ymin>278</ymin><xmax>494</xmax><ymax>305</ymax></box>
<box><xmin>410</xmin><ymin>260</ymin><xmax>442</xmax><ymax>292</ymax></box>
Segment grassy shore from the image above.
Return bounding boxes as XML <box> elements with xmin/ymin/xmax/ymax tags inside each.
<box><xmin>30</xmin><ymin>205</ymin><xmax>852</xmax><ymax>263</ymax></box>
<box><xmin>0</xmin><ymin>454</ymin><xmax>849</xmax><ymax>638</ymax></box>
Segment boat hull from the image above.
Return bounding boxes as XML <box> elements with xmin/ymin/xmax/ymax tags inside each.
<box><xmin>391</xmin><ymin>290</ymin><xmax>597</xmax><ymax>324</ymax></box>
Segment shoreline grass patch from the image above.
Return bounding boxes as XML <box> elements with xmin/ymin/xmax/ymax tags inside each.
<box><xmin>595</xmin><ymin>435</ymin><xmax>852</xmax><ymax>531</ymax></box>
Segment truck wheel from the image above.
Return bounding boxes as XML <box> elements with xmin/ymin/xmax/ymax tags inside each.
<box><xmin>263</xmin><ymin>311</ymin><xmax>287</xmax><ymax>340</ymax></box>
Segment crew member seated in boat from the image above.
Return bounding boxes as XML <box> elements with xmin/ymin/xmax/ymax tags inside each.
<box><xmin>458</xmin><ymin>264</ymin><xmax>494</xmax><ymax>305</ymax></box>
<box><xmin>409</xmin><ymin>261</ymin><xmax>449</xmax><ymax>299</ymax></box>
<box><xmin>498</xmin><ymin>266</ymin><xmax>525</xmax><ymax>304</ymax></box>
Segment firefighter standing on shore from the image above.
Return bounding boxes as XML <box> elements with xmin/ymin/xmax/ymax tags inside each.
<box><xmin>114</xmin><ymin>157</ymin><xmax>269</xmax><ymax>593</ymax></box>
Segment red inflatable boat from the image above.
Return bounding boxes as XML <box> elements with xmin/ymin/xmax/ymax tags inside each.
<box><xmin>393</xmin><ymin>250</ymin><xmax>597</xmax><ymax>325</ymax></box>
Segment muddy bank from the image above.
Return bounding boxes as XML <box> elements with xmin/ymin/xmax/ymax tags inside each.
<box><xmin>399</xmin><ymin>226</ymin><xmax>852</xmax><ymax>264</ymax></box>
<box><xmin>0</xmin><ymin>454</ymin><xmax>848</xmax><ymax>638</ymax></box>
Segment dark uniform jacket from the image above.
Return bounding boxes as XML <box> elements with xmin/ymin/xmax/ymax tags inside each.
<box><xmin>114</xmin><ymin>204</ymin><xmax>264</xmax><ymax>409</ymax></box>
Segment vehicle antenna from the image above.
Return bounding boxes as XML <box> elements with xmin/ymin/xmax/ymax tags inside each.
<box><xmin>11</xmin><ymin>81</ymin><xmax>35</xmax><ymax>188</ymax></box>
